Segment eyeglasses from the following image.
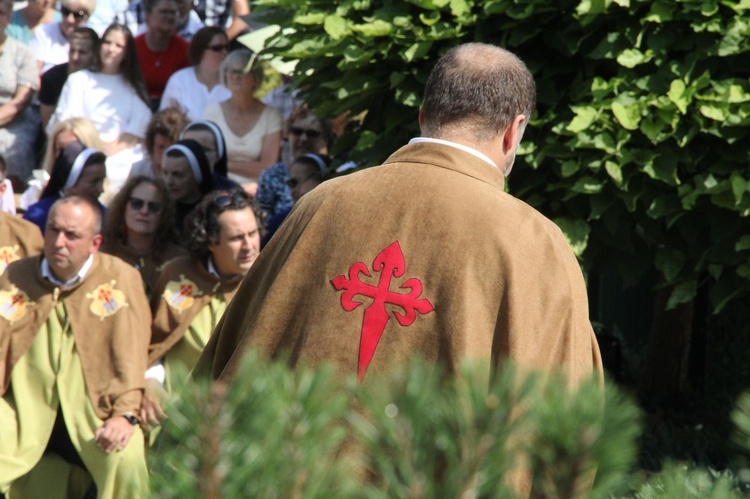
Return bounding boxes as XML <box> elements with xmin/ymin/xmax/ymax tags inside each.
<box><xmin>128</xmin><ymin>197</ymin><xmax>163</xmax><ymax>214</ymax></box>
<box><xmin>61</xmin><ymin>6</ymin><xmax>89</xmax><ymax>19</ymax></box>
<box><xmin>288</xmin><ymin>127</ymin><xmax>322</xmax><ymax>139</ymax></box>
<box><xmin>226</xmin><ymin>68</ymin><xmax>249</xmax><ymax>78</ymax></box>
<box><xmin>287</xmin><ymin>174</ymin><xmax>318</xmax><ymax>189</ymax></box>
<box><xmin>212</xmin><ymin>191</ymin><xmax>249</xmax><ymax>209</ymax></box>
<box><xmin>207</xmin><ymin>43</ymin><xmax>230</xmax><ymax>53</ymax></box>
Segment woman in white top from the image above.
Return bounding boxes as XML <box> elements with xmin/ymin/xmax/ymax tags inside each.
<box><xmin>201</xmin><ymin>48</ymin><xmax>281</xmax><ymax>188</ymax></box>
<box><xmin>48</xmin><ymin>23</ymin><xmax>152</xmax><ymax>194</ymax></box>
<box><xmin>159</xmin><ymin>26</ymin><xmax>230</xmax><ymax>121</ymax></box>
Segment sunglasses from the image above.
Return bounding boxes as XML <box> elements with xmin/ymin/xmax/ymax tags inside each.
<box><xmin>213</xmin><ymin>191</ymin><xmax>250</xmax><ymax>209</ymax></box>
<box><xmin>128</xmin><ymin>197</ymin><xmax>163</xmax><ymax>214</ymax></box>
<box><xmin>288</xmin><ymin>127</ymin><xmax>322</xmax><ymax>139</ymax></box>
<box><xmin>61</xmin><ymin>6</ymin><xmax>88</xmax><ymax>19</ymax></box>
<box><xmin>287</xmin><ymin>174</ymin><xmax>318</xmax><ymax>189</ymax></box>
<box><xmin>207</xmin><ymin>43</ymin><xmax>230</xmax><ymax>53</ymax></box>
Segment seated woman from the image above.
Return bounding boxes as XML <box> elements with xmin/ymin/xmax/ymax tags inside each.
<box><xmin>141</xmin><ymin>188</ymin><xmax>263</xmax><ymax>426</ymax></box>
<box><xmin>20</xmin><ymin>117</ymin><xmax>103</xmax><ymax>210</ymax></box>
<box><xmin>129</xmin><ymin>105</ymin><xmax>189</xmax><ymax>179</ymax></box>
<box><xmin>0</xmin><ymin>0</ymin><xmax>41</xmax><ymax>189</ymax></box>
<box><xmin>101</xmin><ymin>175</ymin><xmax>185</xmax><ymax>298</ymax></box>
<box><xmin>160</xmin><ymin>138</ymin><xmax>213</xmax><ymax>232</ymax></box>
<box><xmin>23</xmin><ymin>141</ymin><xmax>106</xmax><ymax>233</ymax></box>
<box><xmin>48</xmin><ymin>23</ymin><xmax>152</xmax><ymax>194</ymax></box>
<box><xmin>263</xmin><ymin>153</ymin><xmax>331</xmax><ymax>246</ymax></box>
<box><xmin>202</xmin><ymin>49</ymin><xmax>281</xmax><ymax>189</ymax></box>
<box><xmin>180</xmin><ymin>119</ymin><xmax>236</xmax><ymax>189</ymax></box>
<box><xmin>256</xmin><ymin>105</ymin><xmax>329</xmax><ymax>219</ymax></box>
<box><xmin>160</xmin><ymin>26</ymin><xmax>231</xmax><ymax>121</ymax></box>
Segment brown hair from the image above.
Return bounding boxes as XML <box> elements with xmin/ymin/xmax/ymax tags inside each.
<box><xmin>102</xmin><ymin>175</ymin><xmax>178</xmax><ymax>256</ymax></box>
<box><xmin>144</xmin><ymin>106</ymin><xmax>189</xmax><ymax>158</ymax></box>
<box><xmin>188</xmin><ymin>26</ymin><xmax>227</xmax><ymax>66</ymax></box>
<box><xmin>95</xmin><ymin>24</ymin><xmax>150</xmax><ymax>108</ymax></box>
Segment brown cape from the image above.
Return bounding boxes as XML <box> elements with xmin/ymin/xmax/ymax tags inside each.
<box><xmin>0</xmin><ymin>212</ymin><xmax>43</xmax><ymax>275</ymax></box>
<box><xmin>0</xmin><ymin>253</ymin><xmax>150</xmax><ymax>419</ymax></box>
<box><xmin>195</xmin><ymin>142</ymin><xmax>602</xmax><ymax>386</ymax></box>
<box><xmin>101</xmin><ymin>240</ymin><xmax>186</xmax><ymax>298</ymax></box>
<box><xmin>148</xmin><ymin>255</ymin><xmax>242</xmax><ymax>365</ymax></box>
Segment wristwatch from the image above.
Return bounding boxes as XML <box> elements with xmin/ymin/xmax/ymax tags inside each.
<box><xmin>122</xmin><ymin>414</ymin><xmax>139</xmax><ymax>426</ymax></box>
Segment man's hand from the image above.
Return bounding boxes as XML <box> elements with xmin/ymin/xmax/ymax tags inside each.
<box><xmin>95</xmin><ymin>416</ymin><xmax>135</xmax><ymax>454</ymax></box>
<box><xmin>139</xmin><ymin>378</ymin><xmax>168</xmax><ymax>429</ymax></box>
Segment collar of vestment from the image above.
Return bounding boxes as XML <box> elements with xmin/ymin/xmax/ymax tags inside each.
<box><xmin>408</xmin><ymin>137</ymin><xmax>498</xmax><ymax>168</ymax></box>
<box><xmin>387</xmin><ymin>141</ymin><xmax>506</xmax><ymax>191</ymax></box>
<box><xmin>41</xmin><ymin>254</ymin><xmax>94</xmax><ymax>290</ymax></box>
<box><xmin>207</xmin><ymin>257</ymin><xmax>245</xmax><ymax>283</ymax></box>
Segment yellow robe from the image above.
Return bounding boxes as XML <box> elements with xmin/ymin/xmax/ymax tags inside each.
<box><xmin>0</xmin><ymin>254</ymin><xmax>151</xmax><ymax>498</ymax></box>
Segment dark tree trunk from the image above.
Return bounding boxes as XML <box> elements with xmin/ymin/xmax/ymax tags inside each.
<box><xmin>638</xmin><ymin>288</ymin><xmax>694</xmax><ymax>410</ymax></box>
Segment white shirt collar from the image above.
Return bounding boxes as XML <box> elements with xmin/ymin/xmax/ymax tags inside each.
<box><xmin>408</xmin><ymin>137</ymin><xmax>498</xmax><ymax>168</ymax></box>
<box><xmin>41</xmin><ymin>254</ymin><xmax>95</xmax><ymax>290</ymax></box>
<box><xmin>207</xmin><ymin>257</ymin><xmax>222</xmax><ymax>279</ymax></box>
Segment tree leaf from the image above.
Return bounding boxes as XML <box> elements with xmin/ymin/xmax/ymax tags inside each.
<box><xmin>611</xmin><ymin>101</ymin><xmax>641</xmax><ymax>130</ymax></box>
<box><xmin>324</xmin><ymin>15</ymin><xmax>349</xmax><ymax>39</ymax></box>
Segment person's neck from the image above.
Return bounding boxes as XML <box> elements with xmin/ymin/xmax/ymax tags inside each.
<box><xmin>145</xmin><ymin>29</ymin><xmax>172</xmax><ymax>51</ymax></box>
<box><xmin>229</xmin><ymin>93</ymin><xmax>259</xmax><ymax>112</ymax></box>
<box><xmin>125</xmin><ymin>232</ymin><xmax>154</xmax><ymax>254</ymax></box>
<box><xmin>195</xmin><ymin>64</ymin><xmax>220</xmax><ymax>89</ymax></box>
<box><xmin>179</xmin><ymin>190</ymin><xmax>202</xmax><ymax>205</ymax></box>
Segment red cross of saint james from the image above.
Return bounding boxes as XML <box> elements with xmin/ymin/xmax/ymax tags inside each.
<box><xmin>330</xmin><ymin>241</ymin><xmax>434</xmax><ymax>383</ymax></box>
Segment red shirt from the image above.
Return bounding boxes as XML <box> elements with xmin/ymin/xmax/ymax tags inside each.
<box><xmin>135</xmin><ymin>34</ymin><xmax>190</xmax><ymax>101</ymax></box>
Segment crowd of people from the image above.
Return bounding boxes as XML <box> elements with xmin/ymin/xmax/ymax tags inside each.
<box><xmin>0</xmin><ymin>0</ymin><xmax>603</xmax><ymax>493</ymax></box>
<box><xmin>0</xmin><ymin>0</ymin><xmax>332</xmax><ymax>495</ymax></box>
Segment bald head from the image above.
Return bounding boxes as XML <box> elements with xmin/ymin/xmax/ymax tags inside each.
<box><xmin>420</xmin><ymin>43</ymin><xmax>536</xmax><ymax>143</ymax></box>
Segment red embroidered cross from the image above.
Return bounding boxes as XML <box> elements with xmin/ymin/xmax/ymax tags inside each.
<box><xmin>178</xmin><ymin>284</ymin><xmax>193</xmax><ymax>298</ymax></box>
<box><xmin>331</xmin><ymin>241</ymin><xmax>434</xmax><ymax>383</ymax></box>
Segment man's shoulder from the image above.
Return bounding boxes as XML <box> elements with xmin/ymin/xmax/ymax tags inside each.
<box><xmin>41</xmin><ymin>63</ymin><xmax>69</xmax><ymax>83</ymax></box>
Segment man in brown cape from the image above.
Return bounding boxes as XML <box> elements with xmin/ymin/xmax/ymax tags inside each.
<box><xmin>0</xmin><ymin>158</ymin><xmax>43</xmax><ymax>275</ymax></box>
<box><xmin>195</xmin><ymin>42</ymin><xmax>602</xmax><ymax>389</ymax></box>
<box><xmin>0</xmin><ymin>196</ymin><xmax>150</xmax><ymax>498</ymax></box>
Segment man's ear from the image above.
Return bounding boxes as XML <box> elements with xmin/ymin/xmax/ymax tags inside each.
<box><xmin>418</xmin><ymin>107</ymin><xmax>426</xmax><ymax>130</ymax></box>
<box><xmin>502</xmin><ymin>114</ymin><xmax>527</xmax><ymax>154</ymax></box>
<box><xmin>91</xmin><ymin>233</ymin><xmax>103</xmax><ymax>254</ymax></box>
<box><xmin>0</xmin><ymin>180</ymin><xmax>7</xmax><ymax>198</ymax></box>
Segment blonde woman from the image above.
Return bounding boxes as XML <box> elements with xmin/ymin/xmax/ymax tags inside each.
<box><xmin>19</xmin><ymin>117</ymin><xmax>103</xmax><ymax>209</ymax></box>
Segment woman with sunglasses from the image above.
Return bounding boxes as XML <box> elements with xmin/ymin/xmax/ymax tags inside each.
<box><xmin>23</xmin><ymin>140</ymin><xmax>106</xmax><ymax>233</ymax></box>
<box><xmin>141</xmin><ymin>188</ymin><xmax>264</xmax><ymax>427</ymax></box>
<box><xmin>202</xmin><ymin>48</ymin><xmax>281</xmax><ymax>191</ymax></box>
<box><xmin>47</xmin><ymin>23</ymin><xmax>152</xmax><ymax>195</ymax></box>
<box><xmin>160</xmin><ymin>26</ymin><xmax>231</xmax><ymax>121</ymax></box>
<box><xmin>256</xmin><ymin>104</ymin><xmax>330</xmax><ymax>219</ymax></box>
<box><xmin>262</xmin><ymin>153</ymin><xmax>332</xmax><ymax>247</ymax></box>
<box><xmin>101</xmin><ymin>175</ymin><xmax>185</xmax><ymax>298</ymax></box>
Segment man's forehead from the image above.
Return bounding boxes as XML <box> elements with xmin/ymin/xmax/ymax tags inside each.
<box><xmin>48</xmin><ymin>204</ymin><xmax>95</xmax><ymax>230</ymax></box>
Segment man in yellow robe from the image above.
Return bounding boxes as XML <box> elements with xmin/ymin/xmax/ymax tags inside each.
<box><xmin>0</xmin><ymin>161</ymin><xmax>43</xmax><ymax>275</ymax></box>
<box><xmin>0</xmin><ymin>196</ymin><xmax>150</xmax><ymax>499</ymax></box>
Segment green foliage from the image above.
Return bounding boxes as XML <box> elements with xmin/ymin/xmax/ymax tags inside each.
<box><xmin>150</xmin><ymin>353</ymin><xmax>646</xmax><ymax>497</ymax></box>
<box><xmin>250</xmin><ymin>0</ymin><xmax>750</xmax><ymax>312</ymax></box>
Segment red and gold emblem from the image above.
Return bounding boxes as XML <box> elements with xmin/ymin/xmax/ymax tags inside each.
<box><xmin>0</xmin><ymin>285</ymin><xmax>29</xmax><ymax>323</ymax></box>
<box><xmin>86</xmin><ymin>281</ymin><xmax>128</xmax><ymax>320</ymax></box>
<box><xmin>163</xmin><ymin>275</ymin><xmax>202</xmax><ymax>313</ymax></box>
<box><xmin>0</xmin><ymin>245</ymin><xmax>20</xmax><ymax>275</ymax></box>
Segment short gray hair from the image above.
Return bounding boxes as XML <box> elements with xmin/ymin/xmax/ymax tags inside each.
<box><xmin>421</xmin><ymin>43</ymin><xmax>536</xmax><ymax>142</ymax></box>
<box><xmin>220</xmin><ymin>49</ymin><xmax>264</xmax><ymax>89</ymax></box>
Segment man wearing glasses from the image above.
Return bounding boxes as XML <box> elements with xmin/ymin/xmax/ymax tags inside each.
<box><xmin>30</xmin><ymin>0</ymin><xmax>95</xmax><ymax>75</ymax></box>
<box><xmin>140</xmin><ymin>188</ymin><xmax>263</xmax><ymax>427</ymax></box>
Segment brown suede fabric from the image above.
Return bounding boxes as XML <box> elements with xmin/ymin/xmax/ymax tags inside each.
<box><xmin>148</xmin><ymin>256</ymin><xmax>242</xmax><ymax>365</ymax></box>
<box><xmin>0</xmin><ymin>253</ymin><xmax>150</xmax><ymax>419</ymax></box>
<box><xmin>0</xmin><ymin>212</ymin><xmax>43</xmax><ymax>275</ymax></box>
<box><xmin>101</xmin><ymin>240</ymin><xmax>187</xmax><ymax>299</ymax></box>
<box><xmin>195</xmin><ymin>142</ymin><xmax>602</xmax><ymax>387</ymax></box>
